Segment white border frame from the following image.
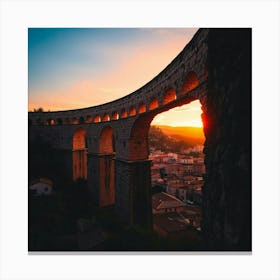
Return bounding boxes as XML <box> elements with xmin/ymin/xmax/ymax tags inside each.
<box><xmin>1</xmin><ymin>0</ymin><xmax>279</xmax><ymax>279</ymax></box>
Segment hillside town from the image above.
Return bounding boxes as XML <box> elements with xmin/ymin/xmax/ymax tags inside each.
<box><xmin>149</xmin><ymin>144</ymin><xmax>205</xmax><ymax>241</ymax></box>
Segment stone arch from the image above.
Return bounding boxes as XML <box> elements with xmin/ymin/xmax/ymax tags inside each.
<box><xmin>94</xmin><ymin>115</ymin><xmax>101</xmax><ymax>123</ymax></box>
<box><xmin>163</xmin><ymin>88</ymin><xmax>177</xmax><ymax>105</ymax></box>
<box><xmin>129</xmin><ymin>106</ymin><xmax>137</xmax><ymax>116</ymax></box>
<box><xmin>65</xmin><ymin>118</ymin><xmax>70</xmax><ymax>125</ymax></box>
<box><xmin>103</xmin><ymin>113</ymin><xmax>110</xmax><ymax>122</ymax></box>
<box><xmin>138</xmin><ymin>102</ymin><xmax>146</xmax><ymax>114</ymax></box>
<box><xmin>79</xmin><ymin>116</ymin><xmax>85</xmax><ymax>124</ymax></box>
<box><xmin>72</xmin><ymin>127</ymin><xmax>87</xmax><ymax>181</ymax></box>
<box><xmin>27</xmin><ymin>29</ymin><xmax>252</xmax><ymax>250</ymax></box>
<box><xmin>111</xmin><ymin>111</ymin><xmax>119</xmax><ymax>120</ymax></box>
<box><xmin>128</xmin><ymin>114</ymin><xmax>154</xmax><ymax>161</ymax></box>
<box><xmin>73</xmin><ymin>127</ymin><xmax>86</xmax><ymax>149</ymax></box>
<box><xmin>124</xmin><ymin>114</ymin><xmax>155</xmax><ymax>226</ymax></box>
<box><xmin>182</xmin><ymin>71</ymin><xmax>199</xmax><ymax>94</ymax></box>
<box><xmin>72</xmin><ymin>117</ymin><xmax>79</xmax><ymax>125</ymax></box>
<box><xmin>86</xmin><ymin>115</ymin><xmax>93</xmax><ymax>123</ymax></box>
<box><xmin>121</xmin><ymin>109</ymin><xmax>128</xmax><ymax>118</ymax></box>
<box><xmin>98</xmin><ymin>126</ymin><xmax>115</xmax><ymax>206</ymax></box>
<box><xmin>99</xmin><ymin>126</ymin><xmax>114</xmax><ymax>154</ymax></box>
<box><xmin>149</xmin><ymin>98</ymin><xmax>159</xmax><ymax>111</ymax></box>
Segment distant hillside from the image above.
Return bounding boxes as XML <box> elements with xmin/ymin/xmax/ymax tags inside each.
<box><xmin>157</xmin><ymin>125</ymin><xmax>205</xmax><ymax>146</ymax></box>
<box><xmin>149</xmin><ymin>125</ymin><xmax>205</xmax><ymax>153</ymax></box>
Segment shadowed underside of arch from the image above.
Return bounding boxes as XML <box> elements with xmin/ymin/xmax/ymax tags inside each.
<box><xmin>182</xmin><ymin>71</ymin><xmax>199</xmax><ymax>94</ymax></box>
<box><xmin>163</xmin><ymin>88</ymin><xmax>176</xmax><ymax>105</ymax></box>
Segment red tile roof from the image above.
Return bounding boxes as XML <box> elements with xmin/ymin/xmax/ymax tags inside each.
<box><xmin>152</xmin><ymin>192</ymin><xmax>186</xmax><ymax>210</ymax></box>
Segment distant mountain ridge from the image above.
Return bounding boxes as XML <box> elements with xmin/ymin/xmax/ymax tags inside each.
<box><xmin>149</xmin><ymin>125</ymin><xmax>205</xmax><ymax>152</ymax></box>
<box><xmin>156</xmin><ymin>125</ymin><xmax>204</xmax><ymax>145</ymax></box>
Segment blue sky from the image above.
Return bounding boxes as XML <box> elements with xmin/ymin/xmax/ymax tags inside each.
<box><xmin>28</xmin><ymin>28</ymin><xmax>202</xmax><ymax>126</ymax></box>
<box><xmin>29</xmin><ymin>28</ymin><xmax>151</xmax><ymax>92</ymax></box>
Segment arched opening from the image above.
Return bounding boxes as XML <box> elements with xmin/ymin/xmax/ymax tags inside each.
<box><xmin>163</xmin><ymin>88</ymin><xmax>176</xmax><ymax>105</ymax></box>
<box><xmin>57</xmin><ymin>118</ymin><xmax>63</xmax><ymax>125</ymax></box>
<box><xmin>149</xmin><ymin>98</ymin><xmax>159</xmax><ymax>111</ymax></box>
<box><xmin>148</xmin><ymin>99</ymin><xmax>205</xmax><ymax>249</ymax></box>
<box><xmin>129</xmin><ymin>106</ymin><xmax>137</xmax><ymax>116</ymax></box>
<box><xmin>129</xmin><ymin>115</ymin><xmax>153</xmax><ymax>161</ymax></box>
<box><xmin>72</xmin><ymin>127</ymin><xmax>87</xmax><ymax>181</ymax></box>
<box><xmin>72</xmin><ymin>117</ymin><xmax>79</xmax><ymax>125</ymax></box>
<box><xmin>103</xmin><ymin>113</ymin><xmax>110</xmax><ymax>122</ymax></box>
<box><xmin>125</xmin><ymin>114</ymin><xmax>154</xmax><ymax>226</ymax></box>
<box><xmin>121</xmin><ymin>109</ymin><xmax>128</xmax><ymax>118</ymax></box>
<box><xmin>79</xmin><ymin>116</ymin><xmax>85</xmax><ymax>124</ymax></box>
<box><xmin>138</xmin><ymin>102</ymin><xmax>146</xmax><ymax>114</ymax></box>
<box><xmin>86</xmin><ymin>115</ymin><xmax>93</xmax><ymax>123</ymax></box>
<box><xmin>182</xmin><ymin>71</ymin><xmax>199</xmax><ymax>94</ymax></box>
<box><xmin>127</xmin><ymin>99</ymin><xmax>205</xmax><ymax>247</ymax></box>
<box><xmin>35</xmin><ymin>118</ymin><xmax>42</xmax><ymax>125</ymax></box>
<box><xmin>65</xmin><ymin>118</ymin><xmax>71</xmax><ymax>125</ymax></box>
<box><xmin>48</xmin><ymin>119</ymin><xmax>55</xmax><ymax>125</ymax></box>
<box><xmin>94</xmin><ymin>115</ymin><xmax>101</xmax><ymax>123</ymax></box>
<box><xmin>98</xmin><ymin>126</ymin><xmax>115</xmax><ymax>207</ymax></box>
<box><xmin>99</xmin><ymin>126</ymin><xmax>114</xmax><ymax>154</ymax></box>
<box><xmin>111</xmin><ymin>111</ymin><xmax>119</xmax><ymax>120</ymax></box>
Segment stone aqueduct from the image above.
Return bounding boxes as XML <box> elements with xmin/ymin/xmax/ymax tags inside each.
<box><xmin>29</xmin><ymin>28</ymin><xmax>252</xmax><ymax>250</ymax></box>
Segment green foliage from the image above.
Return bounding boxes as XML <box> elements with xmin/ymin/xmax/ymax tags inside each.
<box><xmin>33</xmin><ymin>107</ymin><xmax>44</xmax><ymax>112</ymax></box>
<box><xmin>149</xmin><ymin>126</ymin><xmax>198</xmax><ymax>153</ymax></box>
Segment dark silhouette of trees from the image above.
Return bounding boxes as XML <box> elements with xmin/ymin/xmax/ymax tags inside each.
<box><xmin>149</xmin><ymin>126</ymin><xmax>194</xmax><ymax>153</ymax></box>
<box><xmin>33</xmin><ymin>107</ymin><xmax>44</xmax><ymax>112</ymax></box>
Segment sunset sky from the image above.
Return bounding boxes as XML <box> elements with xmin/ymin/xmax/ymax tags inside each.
<box><xmin>28</xmin><ymin>28</ymin><xmax>202</xmax><ymax>127</ymax></box>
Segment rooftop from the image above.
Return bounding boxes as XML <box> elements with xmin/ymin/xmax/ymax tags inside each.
<box><xmin>152</xmin><ymin>192</ymin><xmax>186</xmax><ymax>210</ymax></box>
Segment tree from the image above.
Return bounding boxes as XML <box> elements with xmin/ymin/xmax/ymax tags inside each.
<box><xmin>33</xmin><ymin>107</ymin><xmax>44</xmax><ymax>112</ymax></box>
